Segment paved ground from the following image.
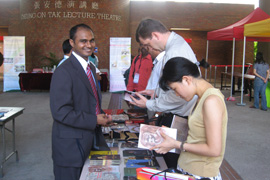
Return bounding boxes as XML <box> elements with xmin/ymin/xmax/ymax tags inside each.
<box><xmin>0</xmin><ymin>80</ymin><xmax>270</xmax><ymax>179</ymax></box>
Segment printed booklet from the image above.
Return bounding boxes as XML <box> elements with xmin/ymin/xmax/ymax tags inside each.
<box><xmin>138</xmin><ymin>124</ymin><xmax>177</xmax><ymax>153</ymax></box>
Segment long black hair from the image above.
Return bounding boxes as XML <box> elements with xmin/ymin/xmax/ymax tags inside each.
<box><xmin>159</xmin><ymin>57</ymin><xmax>209</xmax><ymax>91</ymax></box>
<box><xmin>255</xmin><ymin>52</ymin><xmax>265</xmax><ymax>64</ymax></box>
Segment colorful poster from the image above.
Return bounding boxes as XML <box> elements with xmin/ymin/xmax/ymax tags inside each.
<box><xmin>109</xmin><ymin>37</ymin><xmax>131</xmax><ymax>92</ymax></box>
<box><xmin>3</xmin><ymin>36</ymin><xmax>25</xmax><ymax>92</ymax></box>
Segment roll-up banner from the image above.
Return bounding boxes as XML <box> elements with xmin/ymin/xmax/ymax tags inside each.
<box><xmin>3</xmin><ymin>36</ymin><xmax>26</xmax><ymax>92</ymax></box>
<box><xmin>109</xmin><ymin>37</ymin><xmax>131</xmax><ymax>92</ymax></box>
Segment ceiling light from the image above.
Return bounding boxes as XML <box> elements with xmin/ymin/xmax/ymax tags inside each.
<box><xmin>170</xmin><ymin>28</ymin><xmax>191</xmax><ymax>31</ymax></box>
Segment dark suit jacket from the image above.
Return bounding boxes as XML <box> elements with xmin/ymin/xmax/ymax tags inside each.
<box><xmin>50</xmin><ymin>54</ymin><xmax>109</xmax><ymax>168</ymax></box>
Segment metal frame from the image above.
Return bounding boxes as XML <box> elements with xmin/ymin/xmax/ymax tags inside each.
<box><xmin>0</xmin><ymin>107</ymin><xmax>24</xmax><ymax>177</ymax></box>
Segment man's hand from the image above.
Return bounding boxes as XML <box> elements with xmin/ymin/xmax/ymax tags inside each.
<box><xmin>139</xmin><ymin>89</ymin><xmax>155</xmax><ymax>99</ymax></box>
<box><xmin>96</xmin><ymin>114</ymin><xmax>113</xmax><ymax>126</ymax></box>
<box><xmin>129</xmin><ymin>92</ymin><xmax>147</xmax><ymax>108</ymax></box>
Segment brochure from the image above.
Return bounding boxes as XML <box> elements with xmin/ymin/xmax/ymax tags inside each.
<box><xmin>138</xmin><ymin>124</ymin><xmax>177</xmax><ymax>153</ymax></box>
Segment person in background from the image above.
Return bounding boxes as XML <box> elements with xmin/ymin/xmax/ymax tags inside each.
<box><xmin>0</xmin><ymin>52</ymin><xmax>3</xmax><ymax>67</ymax></box>
<box><xmin>88</xmin><ymin>52</ymin><xmax>99</xmax><ymax>67</ymax></box>
<box><xmin>90</xmin><ymin>61</ymin><xmax>102</xmax><ymax>90</ymax></box>
<box><xmin>151</xmin><ymin>57</ymin><xmax>227</xmax><ymax>180</ymax></box>
<box><xmin>126</xmin><ymin>45</ymin><xmax>153</xmax><ymax>92</ymax></box>
<box><xmin>90</xmin><ymin>61</ymin><xmax>102</xmax><ymax>81</ymax></box>
<box><xmin>123</xmin><ymin>55</ymin><xmax>134</xmax><ymax>86</ymax></box>
<box><xmin>57</xmin><ymin>39</ymin><xmax>72</xmax><ymax>67</ymax></box>
<box><xmin>89</xmin><ymin>42</ymin><xmax>102</xmax><ymax>87</ymax></box>
<box><xmin>250</xmin><ymin>52</ymin><xmax>269</xmax><ymax>111</ymax></box>
<box><xmin>50</xmin><ymin>24</ymin><xmax>112</xmax><ymax>180</ymax></box>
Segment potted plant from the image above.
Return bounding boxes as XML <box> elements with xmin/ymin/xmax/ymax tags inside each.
<box><xmin>39</xmin><ymin>52</ymin><xmax>60</xmax><ymax>67</ymax></box>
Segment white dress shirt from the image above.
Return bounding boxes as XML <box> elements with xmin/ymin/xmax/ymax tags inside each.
<box><xmin>146</xmin><ymin>51</ymin><xmax>165</xmax><ymax>90</ymax></box>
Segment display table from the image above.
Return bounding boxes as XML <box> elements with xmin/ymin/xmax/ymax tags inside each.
<box><xmin>0</xmin><ymin>107</ymin><xmax>24</xmax><ymax>177</ymax></box>
<box><xmin>79</xmin><ymin>143</ymin><xmax>167</xmax><ymax>180</ymax></box>
<box><xmin>18</xmin><ymin>72</ymin><xmax>53</xmax><ymax>91</ymax></box>
<box><xmin>221</xmin><ymin>72</ymin><xmax>255</xmax><ymax>101</ymax></box>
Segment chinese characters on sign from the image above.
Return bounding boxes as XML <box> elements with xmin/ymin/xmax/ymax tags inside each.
<box><xmin>34</xmin><ymin>1</ymin><xmax>94</xmax><ymax>9</ymax></box>
<box><xmin>21</xmin><ymin>1</ymin><xmax>121</xmax><ymax>21</ymax></box>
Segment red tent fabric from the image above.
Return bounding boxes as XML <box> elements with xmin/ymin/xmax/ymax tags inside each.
<box><xmin>207</xmin><ymin>7</ymin><xmax>270</xmax><ymax>41</ymax></box>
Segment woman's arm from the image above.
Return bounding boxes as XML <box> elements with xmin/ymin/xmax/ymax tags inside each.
<box><xmin>182</xmin><ymin>95</ymin><xmax>224</xmax><ymax>157</ymax></box>
<box><xmin>253</xmin><ymin>69</ymin><xmax>266</xmax><ymax>82</ymax></box>
<box><xmin>265</xmin><ymin>69</ymin><xmax>269</xmax><ymax>83</ymax></box>
<box><xmin>151</xmin><ymin>95</ymin><xmax>225</xmax><ymax>157</ymax></box>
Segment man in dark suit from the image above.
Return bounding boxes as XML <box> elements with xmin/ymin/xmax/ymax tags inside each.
<box><xmin>50</xmin><ymin>24</ymin><xmax>112</xmax><ymax>180</ymax></box>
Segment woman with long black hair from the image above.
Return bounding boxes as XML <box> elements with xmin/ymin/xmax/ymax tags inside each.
<box><xmin>250</xmin><ymin>52</ymin><xmax>269</xmax><ymax>111</ymax></box>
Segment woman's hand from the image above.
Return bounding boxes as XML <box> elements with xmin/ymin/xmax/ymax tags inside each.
<box><xmin>149</xmin><ymin>131</ymin><xmax>180</xmax><ymax>154</ymax></box>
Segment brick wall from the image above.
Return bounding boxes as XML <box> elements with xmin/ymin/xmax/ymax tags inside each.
<box><xmin>0</xmin><ymin>1</ymin><xmax>255</xmax><ymax>72</ymax></box>
<box><xmin>0</xmin><ymin>0</ymin><xmax>20</xmax><ymax>27</ymax></box>
<box><xmin>8</xmin><ymin>0</ymin><xmax>130</xmax><ymax>71</ymax></box>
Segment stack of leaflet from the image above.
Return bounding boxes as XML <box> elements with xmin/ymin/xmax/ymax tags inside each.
<box><xmin>125</xmin><ymin>109</ymin><xmax>147</xmax><ymax>124</ymax></box>
<box><xmin>120</xmin><ymin>142</ymin><xmax>138</xmax><ymax>148</ymax></box>
<box><xmin>106</xmin><ymin>138</ymin><xmax>119</xmax><ymax>148</ymax></box>
<box><xmin>85</xmin><ymin>150</ymin><xmax>121</xmax><ymax>179</ymax></box>
<box><xmin>111</xmin><ymin>114</ymin><xmax>129</xmax><ymax>123</ymax></box>
<box><xmin>122</xmin><ymin>149</ymin><xmax>160</xmax><ymax>179</ymax></box>
<box><xmin>0</xmin><ymin>109</ymin><xmax>9</xmax><ymax>118</ymax></box>
<box><xmin>136</xmin><ymin>167</ymin><xmax>195</xmax><ymax>180</ymax></box>
<box><xmin>89</xmin><ymin>154</ymin><xmax>121</xmax><ymax>166</ymax></box>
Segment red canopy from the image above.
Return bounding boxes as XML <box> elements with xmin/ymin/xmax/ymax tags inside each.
<box><xmin>207</xmin><ymin>7</ymin><xmax>270</xmax><ymax>41</ymax></box>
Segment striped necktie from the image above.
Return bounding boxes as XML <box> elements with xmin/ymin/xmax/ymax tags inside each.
<box><xmin>86</xmin><ymin>64</ymin><xmax>101</xmax><ymax>115</ymax></box>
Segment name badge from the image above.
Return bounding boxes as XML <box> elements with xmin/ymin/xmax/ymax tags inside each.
<box><xmin>133</xmin><ymin>73</ymin><xmax>140</xmax><ymax>84</ymax></box>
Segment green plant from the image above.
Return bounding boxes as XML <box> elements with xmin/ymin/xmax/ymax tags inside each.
<box><xmin>254</xmin><ymin>41</ymin><xmax>258</xmax><ymax>62</ymax></box>
<box><xmin>39</xmin><ymin>52</ymin><xmax>60</xmax><ymax>67</ymax></box>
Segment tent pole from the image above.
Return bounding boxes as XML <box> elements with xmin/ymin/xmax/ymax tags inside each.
<box><xmin>228</xmin><ymin>38</ymin><xmax>236</xmax><ymax>101</ymax></box>
<box><xmin>205</xmin><ymin>40</ymin><xmax>209</xmax><ymax>80</ymax></box>
<box><xmin>237</xmin><ymin>36</ymin><xmax>247</xmax><ymax>106</ymax></box>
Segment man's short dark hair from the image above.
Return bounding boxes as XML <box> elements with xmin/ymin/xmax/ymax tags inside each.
<box><xmin>69</xmin><ymin>23</ymin><xmax>93</xmax><ymax>41</ymax></box>
<box><xmin>62</xmin><ymin>39</ymin><xmax>72</xmax><ymax>55</ymax></box>
<box><xmin>136</xmin><ymin>19</ymin><xmax>168</xmax><ymax>42</ymax></box>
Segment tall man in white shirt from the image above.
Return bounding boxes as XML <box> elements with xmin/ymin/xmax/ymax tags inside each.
<box><xmin>131</xmin><ymin>18</ymin><xmax>198</xmax><ymax>119</ymax></box>
<box><xmin>130</xmin><ymin>18</ymin><xmax>199</xmax><ymax>169</ymax></box>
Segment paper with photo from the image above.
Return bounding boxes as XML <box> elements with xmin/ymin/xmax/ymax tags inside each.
<box><xmin>138</xmin><ymin>124</ymin><xmax>177</xmax><ymax>153</ymax></box>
